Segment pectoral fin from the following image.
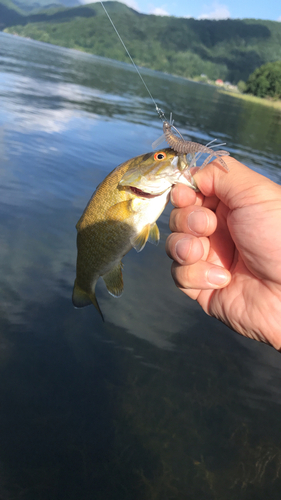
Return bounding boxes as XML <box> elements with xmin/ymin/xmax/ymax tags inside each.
<box><xmin>106</xmin><ymin>200</ymin><xmax>133</xmax><ymax>220</ymax></box>
<box><xmin>103</xmin><ymin>262</ymin><xmax>124</xmax><ymax>297</ymax></box>
<box><xmin>72</xmin><ymin>280</ymin><xmax>104</xmax><ymax>321</ymax></box>
<box><xmin>132</xmin><ymin>224</ymin><xmax>150</xmax><ymax>252</ymax></box>
<box><xmin>148</xmin><ymin>222</ymin><xmax>160</xmax><ymax>246</ymax></box>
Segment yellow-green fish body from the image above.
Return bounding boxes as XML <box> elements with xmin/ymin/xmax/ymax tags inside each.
<box><xmin>73</xmin><ymin>148</ymin><xmax>195</xmax><ymax>317</ymax></box>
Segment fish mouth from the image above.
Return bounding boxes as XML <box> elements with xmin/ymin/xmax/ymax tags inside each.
<box><xmin>129</xmin><ymin>186</ymin><xmax>165</xmax><ymax>198</ymax></box>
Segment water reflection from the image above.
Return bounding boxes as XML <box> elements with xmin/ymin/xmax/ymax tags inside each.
<box><xmin>1</xmin><ymin>32</ymin><xmax>281</xmax><ymax>499</ymax></box>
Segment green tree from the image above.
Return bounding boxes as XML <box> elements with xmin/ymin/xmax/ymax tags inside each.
<box><xmin>246</xmin><ymin>61</ymin><xmax>281</xmax><ymax>98</ymax></box>
<box><xmin>237</xmin><ymin>80</ymin><xmax>246</xmax><ymax>93</ymax></box>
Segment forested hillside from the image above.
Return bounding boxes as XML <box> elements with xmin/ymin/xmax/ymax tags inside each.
<box><xmin>2</xmin><ymin>0</ymin><xmax>281</xmax><ymax>83</ymax></box>
<box><xmin>12</xmin><ymin>0</ymin><xmax>80</xmax><ymax>13</ymax></box>
<box><xmin>0</xmin><ymin>0</ymin><xmax>78</xmax><ymax>18</ymax></box>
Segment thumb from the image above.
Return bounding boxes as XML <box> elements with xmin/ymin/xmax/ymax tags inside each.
<box><xmin>193</xmin><ymin>156</ymin><xmax>278</xmax><ymax>209</ymax></box>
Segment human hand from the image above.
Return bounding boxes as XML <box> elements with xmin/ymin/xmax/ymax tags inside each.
<box><xmin>166</xmin><ymin>156</ymin><xmax>281</xmax><ymax>350</ymax></box>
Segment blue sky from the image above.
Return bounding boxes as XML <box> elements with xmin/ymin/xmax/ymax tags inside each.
<box><xmin>86</xmin><ymin>0</ymin><xmax>281</xmax><ymax>22</ymax></box>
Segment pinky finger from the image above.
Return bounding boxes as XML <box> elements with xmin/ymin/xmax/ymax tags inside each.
<box><xmin>171</xmin><ymin>260</ymin><xmax>231</xmax><ymax>291</ymax></box>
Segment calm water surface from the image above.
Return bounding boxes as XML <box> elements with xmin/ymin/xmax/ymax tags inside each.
<box><xmin>1</xmin><ymin>32</ymin><xmax>281</xmax><ymax>499</ymax></box>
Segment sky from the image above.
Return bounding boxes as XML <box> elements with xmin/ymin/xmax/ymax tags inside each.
<box><xmin>85</xmin><ymin>0</ymin><xmax>281</xmax><ymax>22</ymax></box>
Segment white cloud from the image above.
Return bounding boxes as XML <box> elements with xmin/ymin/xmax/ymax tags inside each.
<box><xmin>80</xmin><ymin>0</ymin><xmax>140</xmax><ymax>9</ymax></box>
<box><xmin>119</xmin><ymin>0</ymin><xmax>140</xmax><ymax>10</ymax></box>
<box><xmin>277</xmin><ymin>16</ymin><xmax>281</xmax><ymax>22</ymax></box>
<box><xmin>198</xmin><ymin>2</ymin><xmax>230</xmax><ymax>20</ymax></box>
<box><xmin>150</xmin><ymin>7</ymin><xmax>170</xmax><ymax>16</ymax></box>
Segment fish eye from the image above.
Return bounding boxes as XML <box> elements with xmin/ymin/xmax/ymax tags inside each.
<box><xmin>154</xmin><ymin>152</ymin><xmax>167</xmax><ymax>161</ymax></box>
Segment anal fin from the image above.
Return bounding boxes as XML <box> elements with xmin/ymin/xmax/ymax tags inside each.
<box><xmin>103</xmin><ymin>262</ymin><xmax>124</xmax><ymax>298</ymax></box>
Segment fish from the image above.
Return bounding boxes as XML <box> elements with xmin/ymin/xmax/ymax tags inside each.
<box><xmin>72</xmin><ymin>148</ymin><xmax>196</xmax><ymax>318</ymax></box>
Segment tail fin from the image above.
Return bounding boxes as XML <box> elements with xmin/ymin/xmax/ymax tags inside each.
<box><xmin>72</xmin><ymin>280</ymin><xmax>104</xmax><ymax>321</ymax></box>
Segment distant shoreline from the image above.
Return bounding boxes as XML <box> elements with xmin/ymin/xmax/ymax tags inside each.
<box><xmin>3</xmin><ymin>30</ymin><xmax>281</xmax><ymax>112</ymax></box>
<box><xmin>218</xmin><ymin>89</ymin><xmax>281</xmax><ymax>111</ymax></box>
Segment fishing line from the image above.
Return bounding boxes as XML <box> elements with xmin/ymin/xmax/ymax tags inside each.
<box><xmin>99</xmin><ymin>2</ymin><xmax>230</xmax><ymax>166</ymax></box>
<box><xmin>100</xmin><ymin>1</ymin><xmax>167</xmax><ymax>122</ymax></box>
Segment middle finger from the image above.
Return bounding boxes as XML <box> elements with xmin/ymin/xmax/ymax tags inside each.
<box><xmin>169</xmin><ymin>206</ymin><xmax>217</xmax><ymax>236</ymax></box>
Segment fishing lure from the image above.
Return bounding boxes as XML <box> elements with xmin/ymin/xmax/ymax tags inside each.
<box><xmin>100</xmin><ymin>1</ymin><xmax>230</xmax><ymax>170</ymax></box>
<box><xmin>162</xmin><ymin>120</ymin><xmax>230</xmax><ymax>171</ymax></box>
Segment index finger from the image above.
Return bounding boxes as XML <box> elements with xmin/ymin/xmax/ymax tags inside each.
<box><xmin>170</xmin><ymin>183</ymin><xmax>204</xmax><ymax>208</ymax></box>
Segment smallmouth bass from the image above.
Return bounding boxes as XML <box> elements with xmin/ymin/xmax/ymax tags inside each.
<box><xmin>72</xmin><ymin>148</ymin><xmax>196</xmax><ymax>318</ymax></box>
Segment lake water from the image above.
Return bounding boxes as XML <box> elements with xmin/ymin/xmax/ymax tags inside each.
<box><xmin>1</xmin><ymin>31</ymin><xmax>281</xmax><ymax>499</ymax></box>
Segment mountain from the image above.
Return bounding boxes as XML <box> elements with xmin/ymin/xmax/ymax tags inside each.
<box><xmin>1</xmin><ymin>0</ymin><xmax>80</xmax><ymax>14</ymax></box>
<box><xmin>14</xmin><ymin>0</ymin><xmax>80</xmax><ymax>12</ymax></box>
<box><xmin>2</xmin><ymin>1</ymin><xmax>281</xmax><ymax>83</ymax></box>
<box><xmin>0</xmin><ymin>0</ymin><xmax>25</xmax><ymax>29</ymax></box>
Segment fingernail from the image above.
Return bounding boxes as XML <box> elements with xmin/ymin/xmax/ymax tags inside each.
<box><xmin>188</xmin><ymin>210</ymin><xmax>208</xmax><ymax>234</ymax></box>
<box><xmin>207</xmin><ymin>267</ymin><xmax>229</xmax><ymax>286</ymax></box>
<box><xmin>175</xmin><ymin>237</ymin><xmax>192</xmax><ymax>262</ymax></box>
